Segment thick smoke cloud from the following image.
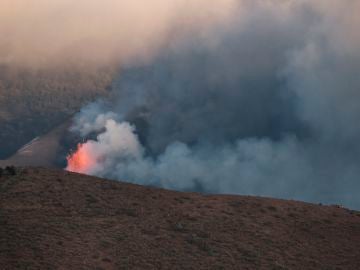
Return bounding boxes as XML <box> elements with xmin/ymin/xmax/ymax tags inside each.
<box><xmin>68</xmin><ymin>1</ymin><xmax>360</xmax><ymax>209</ymax></box>
<box><xmin>0</xmin><ymin>0</ymin><xmax>235</xmax><ymax>69</ymax></box>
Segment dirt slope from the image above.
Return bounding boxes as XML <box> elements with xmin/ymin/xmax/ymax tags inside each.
<box><xmin>0</xmin><ymin>168</ymin><xmax>360</xmax><ymax>270</ymax></box>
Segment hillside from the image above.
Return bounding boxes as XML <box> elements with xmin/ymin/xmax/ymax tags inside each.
<box><xmin>1</xmin><ymin>168</ymin><xmax>360</xmax><ymax>269</ymax></box>
<box><xmin>0</xmin><ymin>121</ymin><xmax>71</xmax><ymax>168</ymax></box>
<box><xmin>0</xmin><ymin>67</ymin><xmax>114</xmax><ymax>159</ymax></box>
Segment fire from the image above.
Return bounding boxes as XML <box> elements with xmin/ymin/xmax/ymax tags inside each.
<box><xmin>66</xmin><ymin>143</ymin><xmax>95</xmax><ymax>173</ymax></box>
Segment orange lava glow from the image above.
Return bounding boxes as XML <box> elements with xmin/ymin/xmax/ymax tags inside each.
<box><xmin>66</xmin><ymin>143</ymin><xmax>95</xmax><ymax>173</ymax></box>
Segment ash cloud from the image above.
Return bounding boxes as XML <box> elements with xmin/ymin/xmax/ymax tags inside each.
<box><xmin>68</xmin><ymin>1</ymin><xmax>360</xmax><ymax>209</ymax></box>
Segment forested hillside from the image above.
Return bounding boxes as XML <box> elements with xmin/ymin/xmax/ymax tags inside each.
<box><xmin>0</xmin><ymin>66</ymin><xmax>114</xmax><ymax>158</ymax></box>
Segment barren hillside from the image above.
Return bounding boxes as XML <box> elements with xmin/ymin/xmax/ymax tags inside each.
<box><xmin>0</xmin><ymin>121</ymin><xmax>71</xmax><ymax>168</ymax></box>
<box><xmin>0</xmin><ymin>67</ymin><xmax>114</xmax><ymax>159</ymax></box>
<box><xmin>1</xmin><ymin>167</ymin><xmax>359</xmax><ymax>269</ymax></box>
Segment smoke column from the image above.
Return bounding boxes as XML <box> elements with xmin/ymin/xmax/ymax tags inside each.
<box><xmin>66</xmin><ymin>1</ymin><xmax>360</xmax><ymax>209</ymax></box>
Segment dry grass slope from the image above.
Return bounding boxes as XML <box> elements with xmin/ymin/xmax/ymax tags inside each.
<box><xmin>0</xmin><ymin>167</ymin><xmax>360</xmax><ymax>269</ymax></box>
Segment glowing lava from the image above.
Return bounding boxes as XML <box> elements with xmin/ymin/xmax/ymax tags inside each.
<box><xmin>66</xmin><ymin>143</ymin><xmax>95</xmax><ymax>173</ymax></box>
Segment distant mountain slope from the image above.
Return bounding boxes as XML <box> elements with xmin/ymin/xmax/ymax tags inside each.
<box><xmin>0</xmin><ymin>67</ymin><xmax>114</xmax><ymax>159</ymax></box>
<box><xmin>0</xmin><ymin>168</ymin><xmax>359</xmax><ymax>269</ymax></box>
<box><xmin>0</xmin><ymin>121</ymin><xmax>71</xmax><ymax>168</ymax></box>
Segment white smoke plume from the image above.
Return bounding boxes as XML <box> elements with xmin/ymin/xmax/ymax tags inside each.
<box><xmin>72</xmin><ymin>118</ymin><xmax>310</xmax><ymax>198</ymax></box>
<box><xmin>66</xmin><ymin>0</ymin><xmax>360</xmax><ymax>209</ymax></box>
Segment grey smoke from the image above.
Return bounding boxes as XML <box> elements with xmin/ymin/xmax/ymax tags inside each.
<box><xmin>69</xmin><ymin>1</ymin><xmax>360</xmax><ymax>209</ymax></box>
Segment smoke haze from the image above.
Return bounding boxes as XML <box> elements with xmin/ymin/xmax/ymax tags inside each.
<box><xmin>0</xmin><ymin>0</ymin><xmax>236</xmax><ymax>69</ymax></box>
<box><xmin>12</xmin><ymin>0</ymin><xmax>358</xmax><ymax>208</ymax></box>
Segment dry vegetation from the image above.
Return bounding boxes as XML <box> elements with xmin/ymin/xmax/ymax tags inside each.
<box><xmin>1</xmin><ymin>167</ymin><xmax>360</xmax><ymax>269</ymax></box>
<box><xmin>0</xmin><ymin>66</ymin><xmax>114</xmax><ymax>158</ymax></box>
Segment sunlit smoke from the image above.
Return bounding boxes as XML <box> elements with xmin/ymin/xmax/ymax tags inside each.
<box><xmin>0</xmin><ymin>0</ymin><xmax>236</xmax><ymax>70</ymax></box>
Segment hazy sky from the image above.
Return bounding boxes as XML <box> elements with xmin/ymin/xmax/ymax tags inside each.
<box><xmin>0</xmin><ymin>0</ymin><xmax>236</xmax><ymax>69</ymax></box>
